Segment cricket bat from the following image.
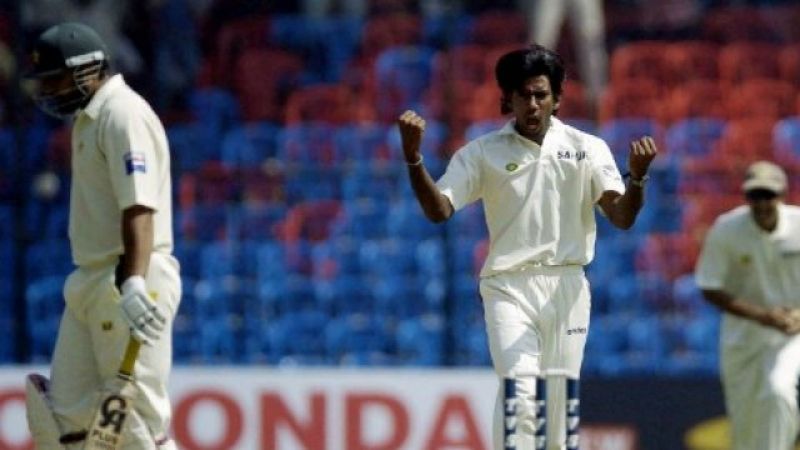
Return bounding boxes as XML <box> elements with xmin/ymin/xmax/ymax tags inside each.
<box><xmin>83</xmin><ymin>337</ymin><xmax>142</xmax><ymax>450</ymax></box>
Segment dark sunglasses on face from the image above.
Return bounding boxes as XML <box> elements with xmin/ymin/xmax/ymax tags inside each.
<box><xmin>745</xmin><ymin>189</ymin><xmax>779</xmax><ymax>201</ymax></box>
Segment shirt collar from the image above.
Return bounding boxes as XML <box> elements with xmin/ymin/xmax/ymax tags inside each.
<box><xmin>81</xmin><ymin>74</ymin><xmax>125</xmax><ymax>119</ymax></box>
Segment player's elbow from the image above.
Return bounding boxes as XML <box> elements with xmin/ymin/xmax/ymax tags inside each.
<box><xmin>425</xmin><ymin>208</ymin><xmax>451</xmax><ymax>224</ymax></box>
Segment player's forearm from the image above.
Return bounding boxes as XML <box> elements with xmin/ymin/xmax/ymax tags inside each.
<box><xmin>607</xmin><ymin>184</ymin><xmax>644</xmax><ymax>229</ymax></box>
<box><xmin>701</xmin><ymin>289</ymin><xmax>769</xmax><ymax>324</ymax></box>
<box><xmin>117</xmin><ymin>205</ymin><xmax>155</xmax><ymax>288</ymax></box>
<box><xmin>407</xmin><ymin>164</ymin><xmax>453</xmax><ymax>223</ymax></box>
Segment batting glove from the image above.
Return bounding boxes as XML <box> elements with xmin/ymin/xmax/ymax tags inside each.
<box><xmin>120</xmin><ymin>275</ymin><xmax>166</xmax><ymax>345</ymax></box>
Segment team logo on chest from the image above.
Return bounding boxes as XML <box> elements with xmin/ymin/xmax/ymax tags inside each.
<box><xmin>505</xmin><ymin>162</ymin><xmax>519</xmax><ymax>172</ymax></box>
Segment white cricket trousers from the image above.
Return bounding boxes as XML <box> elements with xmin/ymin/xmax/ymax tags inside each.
<box><xmin>722</xmin><ymin>334</ymin><xmax>800</xmax><ymax>450</ymax></box>
<box><xmin>480</xmin><ymin>265</ymin><xmax>590</xmax><ymax>450</ymax></box>
<box><xmin>50</xmin><ymin>252</ymin><xmax>181</xmax><ymax>450</ymax></box>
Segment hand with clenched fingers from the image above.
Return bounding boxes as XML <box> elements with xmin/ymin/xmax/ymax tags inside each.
<box><xmin>628</xmin><ymin>136</ymin><xmax>658</xmax><ymax>179</ymax></box>
<box><xmin>397</xmin><ymin>110</ymin><xmax>426</xmax><ymax>165</ymax></box>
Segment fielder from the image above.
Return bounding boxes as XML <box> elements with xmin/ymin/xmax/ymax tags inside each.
<box><xmin>24</xmin><ymin>22</ymin><xmax>180</xmax><ymax>449</ymax></box>
<box><xmin>397</xmin><ymin>45</ymin><xmax>657</xmax><ymax>450</ymax></box>
<box><xmin>696</xmin><ymin>161</ymin><xmax>800</xmax><ymax>450</ymax></box>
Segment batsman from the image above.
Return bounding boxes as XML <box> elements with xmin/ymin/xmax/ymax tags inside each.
<box><xmin>398</xmin><ymin>45</ymin><xmax>657</xmax><ymax>449</ymax></box>
<box><xmin>23</xmin><ymin>22</ymin><xmax>181</xmax><ymax>449</ymax></box>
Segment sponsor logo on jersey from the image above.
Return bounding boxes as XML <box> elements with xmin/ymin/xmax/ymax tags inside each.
<box><xmin>124</xmin><ymin>151</ymin><xmax>146</xmax><ymax>175</ymax></box>
<box><xmin>557</xmin><ymin>150</ymin><xmax>586</xmax><ymax>161</ymax></box>
<box><xmin>566</xmin><ymin>327</ymin><xmax>587</xmax><ymax>335</ymax></box>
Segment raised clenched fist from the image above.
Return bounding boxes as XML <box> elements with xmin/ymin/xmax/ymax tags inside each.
<box><xmin>397</xmin><ymin>110</ymin><xmax>426</xmax><ymax>165</ymax></box>
<box><xmin>628</xmin><ymin>136</ymin><xmax>658</xmax><ymax>179</ymax></box>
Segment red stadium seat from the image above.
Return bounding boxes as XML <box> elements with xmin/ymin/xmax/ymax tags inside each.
<box><xmin>635</xmin><ymin>233</ymin><xmax>699</xmax><ymax>281</ymax></box>
<box><xmin>431</xmin><ymin>44</ymin><xmax>491</xmax><ymax>86</ymax></box>
<box><xmin>610</xmin><ymin>41</ymin><xmax>672</xmax><ymax>85</ymax></box>
<box><xmin>718</xmin><ymin>42</ymin><xmax>781</xmax><ymax>87</ymax></box>
<box><xmin>213</xmin><ymin>16</ymin><xmax>271</xmax><ymax>87</ymax></box>
<box><xmin>284</xmin><ymin>84</ymin><xmax>355</xmax><ymax>125</ymax></box>
<box><xmin>360</xmin><ymin>13</ymin><xmax>422</xmax><ymax>59</ymax></box>
<box><xmin>278</xmin><ymin>200</ymin><xmax>342</xmax><ymax>243</ymax></box>
<box><xmin>558</xmin><ymin>80</ymin><xmax>592</xmax><ymax>120</ymax></box>
<box><xmin>726</xmin><ymin>79</ymin><xmax>797</xmax><ymax>121</ymax></box>
<box><xmin>663</xmin><ymin>42</ymin><xmax>720</xmax><ymax>87</ymax></box>
<box><xmin>712</xmin><ymin>119</ymin><xmax>778</xmax><ymax>171</ymax></box>
<box><xmin>701</xmin><ymin>6</ymin><xmax>775</xmax><ymax>43</ymax></box>
<box><xmin>665</xmin><ymin>80</ymin><xmax>727</xmax><ymax>123</ymax></box>
<box><xmin>779</xmin><ymin>44</ymin><xmax>800</xmax><ymax>87</ymax></box>
<box><xmin>468</xmin><ymin>10</ymin><xmax>527</xmax><ymax>46</ymax></box>
<box><xmin>680</xmin><ymin>194</ymin><xmax>743</xmax><ymax>239</ymax></box>
<box><xmin>233</xmin><ymin>49</ymin><xmax>304</xmax><ymax>122</ymax></box>
<box><xmin>598</xmin><ymin>79</ymin><xmax>662</xmax><ymax>124</ymax></box>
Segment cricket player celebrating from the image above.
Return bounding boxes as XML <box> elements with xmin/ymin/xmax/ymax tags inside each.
<box><xmin>398</xmin><ymin>45</ymin><xmax>657</xmax><ymax>450</ymax></box>
<box><xmin>696</xmin><ymin>161</ymin><xmax>800</xmax><ymax>450</ymax></box>
<box><xmin>23</xmin><ymin>22</ymin><xmax>180</xmax><ymax>449</ymax></box>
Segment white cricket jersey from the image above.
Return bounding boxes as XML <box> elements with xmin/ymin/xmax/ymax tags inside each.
<box><xmin>69</xmin><ymin>74</ymin><xmax>174</xmax><ymax>266</ymax></box>
<box><xmin>696</xmin><ymin>204</ymin><xmax>800</xmax><ymax>345</ymax></box>
<box><xmin>436</xmin><ymin>117</ymin><xmax>625</xmax><ymax>277</ymax></box>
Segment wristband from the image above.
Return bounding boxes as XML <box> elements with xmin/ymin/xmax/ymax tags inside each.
<box><xmin>406</xmin><ymin>155</ymin><xmax>424</xmax><ymax>166</ymax></box>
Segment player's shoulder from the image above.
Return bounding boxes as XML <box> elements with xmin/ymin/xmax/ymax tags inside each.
<box><xmin>710</xmin><ymin>205</ymin><xmax>750</xmax><ymax>234</ymax></box>
<box><xmin>554</xmin><ymin>118</ymin><xmax>608</xmax><ymax>153</ymax></box>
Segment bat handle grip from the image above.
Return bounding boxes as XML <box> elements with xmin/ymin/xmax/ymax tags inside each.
<box><xmin>118</xmin><ymin>338</ymin><xmax>142</xmax><ymax>379</ymax></box>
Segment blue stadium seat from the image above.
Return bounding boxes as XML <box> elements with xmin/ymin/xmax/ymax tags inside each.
<box><xmin>598</xmin><ymin>118</ymin><xmax>663</xmax><ymax>168</ymax></box>
<box><xmin>396</xmin><ymin>313</ymin><xmax>445</xmax><ymax>365</ymax></box>
<box><xmin>196</xmin><ymin>318</ymin><xmax>238</xmax><ymax>363</ymax></box>
<box><xmin>255</xmin><ymin>241</ymin><xmax>287</xmax><ymax>282</ymax></box>
<box><xmin>311</xmin><ymin>237</ymin><xmax>361</xmax><ymax>279</ymax></box>
<box><xmin>330</xmin><ymin>199</ymin><xmax>388</xmax><ymax>240</ymax></box>
<box><xmin>324</xmin><ymin>313</ymin><xmax>393</xmax><ymax>366</ymax></box>
<box><xmin>358</xmin><ymin>238</ymin><xmax>416</xmax><ymax>277</ymax></box>
<box><xmin>199</xmin><ymin>241</ymin><xmax>240</xmax><ymax>280</ymax></box>
<box><xmin>25</xmin><ymin>238</ymin><xmax>72</xmax><ymax>280</ymax></box>
<box><xmin>270</xmin><ymin>15</ymin><xmax>362</xmax><ymax>83</ymax></box>
<box><xmin>269</xmin><ymin>310</ymin><xmax>329</xmax><ymax>362</ymax></box>
<box><xmin>375</xmin><ymin>45</ymin><xmax>436</xmax><ymax>121</ymax></box>
<box><xmin>168</xmin><ymin>123</ymin><xmax>220</xmax><ymax>172</ymax></box>
<box><xmin>179</xmin><ymin>204</ymin><xmax>237</xmax><ymax>242</ymax></box>
<box><xmin>284</xmin><ymin>166</ymin><xmax>341</xmax><ymax>202</ymax></box>
<box><xmin>340</xmin><ymin>164</ymin><xmax>402</xmax><ymax>203</ymax></box>
<box><xmin>445</xmin><ymin>202</ymin><xmax>486</xmax><ymax>240</ymax></box>
<box><xmin>26</xmin><ymin>276</ymin><xmax>65</xmax><ymax>362</ymax></box>
<box><xmin>415</xmin><ymin>238</ymin><xmax>446</xmax><ymax>279</ymax></box>
<box><xmin>665</xmin><ymin>118</ymin><xmax>726</xmax><ymax>162</ymax></box>
<box><xmin>422</xmin><ymin>14</ymin><xmax>474</xmax><ymax>48</ymax></box>
<box><xmin>220</xmin><ymin>121</ymin><xmax>280</xmax><ymax>169</ymax></box>
<box><xmin>773</xmin><ymin>116</ymin><xmax>800</xmax><ymax>163</ymax></box>
<box><xmin>277</xmin><ymin>123</ymin><xmax>338</xmax><ymax>168</ymax></box>
<box><xmin>236</xmin><ymin>203</ymin><xmax>286</xmax><ymax>242</ymax></box>
<box><xmin>188</xmin><ymin>87</ymin><xmax>241</xmax><ymax>133</ymax></box>
<box><xmin>333</xmin><ymin>124</ymin><xmax>392</xmax><ymax>166</ymax></box>
<box><xmin>386</xmin><ymin>199</ymin><xmax>442</xmax><ymax>240</ymax></box>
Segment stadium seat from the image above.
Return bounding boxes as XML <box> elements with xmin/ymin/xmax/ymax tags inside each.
<box><xmin>324</xmin><ymin>313</ymin><xmax>393</xmax><ymax>365</ymax></box>
<box><xmin>361</xmin><ymin>13</ymin><xmax>422</xmax><ymax>59</ymax></box>
<box><xmin>726</xmin><ymin>79</ymin><xmax>796</xmax><ymax>121</ymax></box>
<box><xmin>25</xmin><ymin>276</ymin><xmax>65</xmax><ymax>362</ymax></box>
<box><xmin>773</xmin><ymin>117</ymin><xmax>800</xmax><ymax>166</ymax></box>
<box><xmin>236</xmin><ymin>203</ymin><xmax>286</xmax><ymax>242</ymax></box>
<box><xmin>220</xmin><ymin>122</ymin><xmax>281</xmax><ymax>169</ymax></box>
<box><xmin>25</xmin><ymin>238</ymin><xmax>72</xmax><ymax>280</ymax></box>
<box><xmin>598</xmin><ymin>80</ymin><xmax>663</xmax><ymax>124</ymax></box>
<box><xmin>239</xmin><ymin>166</ymin><xmax>286</xmax><ymax>206</ymax></box>
<box><xmin>431</xmin><ymin>44</ymin><xmax>490</xmax><ymax>87</ymax></box>
<box><xmin>310</xmin><ymin>237</ymin><xmax>361</xmax><ymax>280</ymax></box>
<box><xmin>718</xmin><ymin>42</ymin><xmax>782</xmax><ymax>87</ymax></box>
<box><xmin>396</xmin><ymin>314</ymin><xmax>445</xmax><ymax>365</ymax></box>
<box><xmin>665</xmin><ymin>117</ymin><xmax>726</xmax><ymax>163</ymax></box>
<box><xmin>284</xmin><ymin>83</ymin><xmax>356</xmax><ymax>125</ymax></box>
<box><xmin>467</xmin><ymin>10</ymin><xmax>527</xmax><ymax>46</ymax></box>
<box><xmin>167</xmin><ymin>124</ymin><xmax>217</xmax><ymax>172</ymax></box>
<box><xmin>609</xmin><ymin>41</ymin><xmax>672</xmax><ymax>85</ymax></box>
<box><xmin>374</xmin><ymin>45</ymin><xmax>436</xmax><ymax>122</ymax></box>
<box><xmin>358</xmin><ymin>238</ymin><xmax>416</xmax><ymax>277</ymax></box>
<box><xmin>663</xmin><ymin>42</ymin><xmax>719</xmax><ymax>87</ymax></box>
<box><xmin>711</xmin><ymin>118</ymin><xmax>779</xmax><ymax>172</ymax></box>
<box><xmin>779</xmin><ymin>44</ymin><xmax>800</xmax><ymax>87</ymax></box>
<box><xmin>178</xmin><ymin>163</ymin><xmax>238</xmax><ymax>207</ymax></box>
<box><xmin>385</xmin><ymin>198</ymin><xmax>442</xmax><ymax>241</ymax></box>
<box><xmin>333</xmin><ymin>123</ymin><xmax>392</xmax><ymax>166</ymax></box>
<box><xmin>179</xmin><ymin>204</ymin><xmax>237</xmax><ymax>242</ymax></box>
<box><xmin>701</xmin><ymin>6</ymin><xmax>785</xmax><ymax>43</ymax></box>
<box><xmin>665</xmin><ymin>80</ymin><xmax>727</xmax><ymax>123</ymax></box>
<box><xmin>188</xmin><ymin>87</ymin><xmax>241</xmax><ymax>134</ymax></box>
<box><xmin>233</xmin><ymin>49</ymin><xmax>304</xmax><ymax>122</ymax></box>
<box><xmin>635</xmin><ymin>233</ymin><xmax>699</xmax><ymax>282</ymax></box>
<box><xmin>277</xmin><ymin>122</ymin><xmax>338</xmax><ymax>168</ymax></box>
<box><xmin>283</xmin><ymin>166</ymin><xmax>341</xmax><ymax>202</ymax></box>
<box><xmin>598</xmin><ymin>118</ymin><xmax>663</xmax><ymax>167</ymax></box>
<box><xmin>331</xmin><ymin>199</ymin><xmax>388</xmax><ymax>240</ymax></box>
<box><xmin>214</xmin><ymin>16</ymin><xmax>271</xmax><ymax>87</ymax></box>
<box><xmin>341</xmin><ymin>164</ymin><xmax>402</xmax><ymax>203</ymax></box>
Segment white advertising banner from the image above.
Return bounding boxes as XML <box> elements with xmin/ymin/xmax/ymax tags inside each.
<box><xmin>0</xmin><ymin>367</ymin><xmax>635</xmax><ymax>450</ymax></box>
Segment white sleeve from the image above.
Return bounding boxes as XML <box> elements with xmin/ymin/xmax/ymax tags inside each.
<box><xmin>101</xmin><ymin>108</ymin><xmax>161</xmax><ymax>212</ymax></box>
<box><xmin>435</xmin><ymin>143</ymin><xmax>482</xmax><ymax>211</ymax></box>
<box><xmin>589</xmin><ymin>137</ymin><xmax>625</xmax><ymax>202</ymax></box>
<box><xmin>695</xmin><ymin>223</ymin><xmax>730</xmax><ymax>290</ymax></box>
